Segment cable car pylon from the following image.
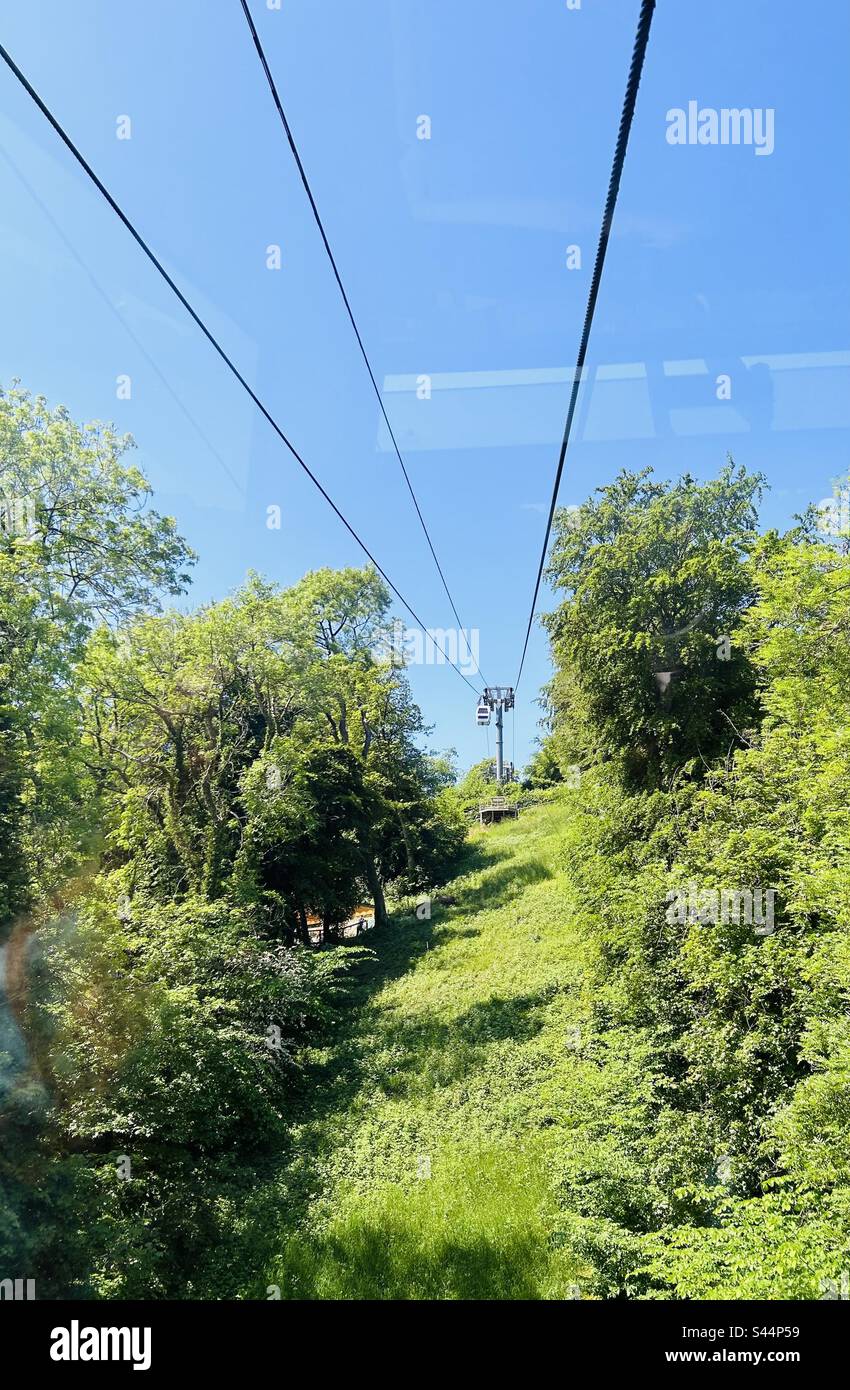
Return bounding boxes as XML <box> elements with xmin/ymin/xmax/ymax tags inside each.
<box><xmin>476</xmin><ymin>687</ymin><xmax>515</xmax><ymax>783</ymax></box>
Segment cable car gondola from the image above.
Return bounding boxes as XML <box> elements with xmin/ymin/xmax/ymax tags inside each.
<box><xmin>476</xmin><ymin>699</ymin><xmax>491</xmax><ymax>726</ymax></box>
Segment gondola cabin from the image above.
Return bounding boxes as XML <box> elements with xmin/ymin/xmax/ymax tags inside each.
<box><xmin>476</xmin><ymin>700</ymin><xmax>491</xmax><ymax>726</ymax></box>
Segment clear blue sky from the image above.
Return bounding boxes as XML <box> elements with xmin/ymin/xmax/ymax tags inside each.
<box><xmin>1</xmin><ymin>0</ymin><xmax>848</xmax><ymax>773</ymax></box>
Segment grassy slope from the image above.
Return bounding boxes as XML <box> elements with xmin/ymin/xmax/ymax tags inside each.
<box><xmin>260</xmin><ymin>798</ymin><xmax>604</xmax><ymax>1300</ymax></box>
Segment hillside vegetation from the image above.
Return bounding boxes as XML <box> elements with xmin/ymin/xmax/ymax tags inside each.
<box><xmin>256</xmin><ymin>463</ymin><xmax>850</xmax><ymax>1301</ymax></box>
<box><xmin>264</xmin><ymin>800</ymin><xmax>584</xmax><ymax>1300</ymax></box>
<box><xmin>257</xmin><ymin>760</ymin><xmax>848</xmax><ymax>1301</ymax></box>
<box><xmin>3</xmin><ymin>385</ymin><xmax>849</xmax><ymax>1300</ymax></box>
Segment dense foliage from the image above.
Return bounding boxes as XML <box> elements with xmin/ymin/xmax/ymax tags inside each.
<box><xmin>0</xmin><ymin>386</ymin><xmax>463</xmax><ymax>1295</ymax></box>
<box><xmin>3</xmin><ymin>384</ymin><xmax>848</xmax><ymax>1300</ymax></box>
<box><xmin>247</xmin><ymin>466</ymin><xmax>850</xmax><ymax>1301</ymax></box>
<box><xmin>536</xmin><ymin>464</ymin><xmax>850</xmax><ymax>1297</ymax></box>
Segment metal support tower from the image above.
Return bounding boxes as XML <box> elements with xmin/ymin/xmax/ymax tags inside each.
<box><xmin>481</xmin><ymin>687</ymin><xmax>515</xmax><ymax>783</ymax></box>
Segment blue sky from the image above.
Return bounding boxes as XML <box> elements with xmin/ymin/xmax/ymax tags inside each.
<box><xmin>1</xmin><ymin>0</ymin><xmax>848</xmax><ymax>773</ymax></box>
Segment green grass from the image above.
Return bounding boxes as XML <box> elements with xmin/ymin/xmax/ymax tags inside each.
<box><xmin>258</xmin><ymin>800</ymin><xmax>599</xmax><ymax>1300</ymax></box>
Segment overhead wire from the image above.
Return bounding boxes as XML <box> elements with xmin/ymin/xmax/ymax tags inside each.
<box><xmin>514</xmin><ymin>0</ymin><xmax>656</xmax><ymax>692</ymax></box>
<box><xmin>0</xmin><ymin>40</ymin><xmax>480</xmax><ymax>694</ymax></box>
<box><xmin>238</xmin><ymin>0</ymin><xmax>488</xmax><ymax>687</ymax></box>
<box><xmin>0</xmin><ymin>145</ymin><xmax>243</xmax><ymax>502</ymax></box>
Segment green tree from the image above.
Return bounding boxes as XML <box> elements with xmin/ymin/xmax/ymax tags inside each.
<box><xmin>0</xmin><ymin>383</ymin><xmax>195</xmax><ymax>925</ymax></box>
<box><xmin>523</xmin><ymin>740</ymin><xmax>563</xmax><ymax>790</ymax></box>
<box><xmin>83</xmin><ymin>567</ymin><xmax>463</xmax><ymax>927</ymax></box>
<box><xmin>278</xmin><ymin>566</ymin><xmax>464</xmax><ymax>915</ymax></box>
<box><xmin>543</xmin><ymin>462</ymin><xmax>763</xmax><ymax>790</ymax></box>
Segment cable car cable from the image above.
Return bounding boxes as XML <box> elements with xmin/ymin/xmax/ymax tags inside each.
<box><xmin>514</xmin><ymin>0</ymin><xmax>656</xmax><ymax>693</ymax></box>
<box><xmin>0</xmin><ymin>40</ymin><xmax>481</xmax><ymax>695</ymax></box>
<box><xmin>0</xmin><ymin>144</ymin><xmax>243</xmax><ymax>503</ymax></box>
<box><xmin>238</xmin><ymin>0</ymin><xmax>489</xmax><ymax>687</ymax></box>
